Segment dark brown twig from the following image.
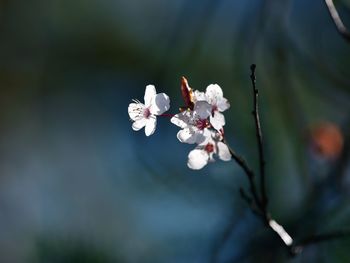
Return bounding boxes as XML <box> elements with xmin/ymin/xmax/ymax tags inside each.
<box><xmin>290</xmin><ymin>229</ymin><xmax>350</xmax><ymax>255</ymax></box>
<box><xmin>225</xmin><ymin>140</ymin><xmax>295</xmax><ymax>249</ymax></box>
<box><xmin>223</xmin><ymin>141</ymin><xmax>262</xmax><ymax>211</ymax></box>
<box><xmin>221</xmin><ymin>65</ymin><xmax>350</xmax><ymax>258</ymax></box>
<box><xmin>250</xmin><ymin>64</ymin><xmax>268</xmax><ymax>211</ymax></box>
<box><xmin>297</xmin><ymin>229</ymin><xmax>350</xmax><ymax>246</ymax></box>
<box><xmin>224</xmin><ymin>65</ymin><xmax>294</xmax><ymax>249</ymax></box>
<box><xmin>324</xmin><ymin>0</ymin><xmax>350</xmax><ymax>42</ymax></box>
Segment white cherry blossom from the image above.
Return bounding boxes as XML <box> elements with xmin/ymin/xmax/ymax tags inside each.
<box><xmin>171</xmin><ymin>101</ymin><xmax>212</xmax><ymax>144</ymax></box>
<box><xmin>128</xmin><ymin>85</ymin><xmax>170</xmax><ymax>136</ymax></box>
<box><xmin>193</xmin><ymin>84</ymin><xmax>230</xmax><ymax>131</ymax></box>
<box><xmin>187</xmin><ymin>130</ymin><xmax>231</xmax><ymax>170</ymax></box>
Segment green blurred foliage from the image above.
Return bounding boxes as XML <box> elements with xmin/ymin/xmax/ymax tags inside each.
<box><xmin>31</xmin><ymin>236</ymin><xmax>117</xmax><ymax>263</ymax></box>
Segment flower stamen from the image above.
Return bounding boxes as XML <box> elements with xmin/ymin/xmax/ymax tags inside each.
<box><xmin>204</xmin><ymin>143</ymin><xmax>214</xmax><ymax>153</ymax></box>
<box><xmin>143</xmin><ymin>108</ymin><xmax>151</xmax><ymax>118</ymax></box>
<box><xmin>196</xmin><ymin>119</ymin><xmax>210</xmax><ymax>130</ymax></box>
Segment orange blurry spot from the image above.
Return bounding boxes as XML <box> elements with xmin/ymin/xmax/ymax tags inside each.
<box><xmin>309</xmin><ymin>122</ymin><xmax>344</xmax><ymax>159</ymax></box>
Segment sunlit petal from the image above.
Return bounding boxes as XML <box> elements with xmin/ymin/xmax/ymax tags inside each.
<box><xmin>144</xmin><ymin>85</ymin><xmax>156</xmax><ymax>107</ymax></box>
<box><xmin>194</xmin><ymin>101</ymin><xmax>211</xmax><ymax>119</ymax></box>
<box><xmin>217</xmin><ymin>98</ymin><xmax>230</xmax><ymax>112</ymax></box>
<box><xmin>128</xmin><ymin>103</ymin><xmax>144</xmax><ymax>121</ymax></box>
<box><xmin>210</xmin><ymin>111</ymin><xmax>225</xmax><ymax>131</ymax></box>
<box><xmin>171</xmin><ymin>112</ymin><xmax>190</xmax><ymax>128</ymax></box>
<box><xmin>193</xmin><ymin>90</ymin><xmax>206</xmax><ymax>102</ymax></box>
<box><xmin>145</xmin><ymin>117</ymin><xmax>157</xmax><ymax>136</ymax></box>
<box><xmin>217</xmin><ymin>142</ymin><xmax>231</xmax><ymax>161</ymax></box>
<box><xmin>206</xmin><ymin>84</ymin><xmax>223</xmax><ymax>105</ymax></box>
<box><xmin>150</xmin><ymin>93</ymin><xmax>170</xmax><ymax>115</ymax></box>
<box><xmin>188</xmin><ymin>149</ymin><xmax>209</xmax><ymax>170</ymax></box>
<box><xmin>177</xmin><ymin>128</ymin><xmax>197</xmax><ymax>144</ymax></box>
<box><xmin>132</xmin><ymin>118</ymin><xmax>147</xmax><ymax>131</ymax></box>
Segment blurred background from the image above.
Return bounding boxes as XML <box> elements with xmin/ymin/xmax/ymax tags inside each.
<box><xmin>0</xmin><ymin>0</ymin><xmax>349</xmax><ymax>262</ymax></box>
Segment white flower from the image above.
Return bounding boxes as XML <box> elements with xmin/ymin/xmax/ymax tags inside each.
<box><xmin>193</xmin><ymin>90</ymin><xmax>206</xmax><ymax>102</ymax></box>
<box><xmin>171</xmin><ymin>101</ymin><xmax>212</xmax><ymax>144</ymax></box>
<box><xmin>128</xmin><ymin>85</ymin><xmax>170</xmax><ymax>136</ymax></box>
<box><xmin>194</xmin><ymin>84</ymin><xmax>230</xmax><ymax>131</ymax></box>
<box><xmin>187</xmin><ymin>130</ymin><xmax>231</xmax><ymax>170</ymax></box>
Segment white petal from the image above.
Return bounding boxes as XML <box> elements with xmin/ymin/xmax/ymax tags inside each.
<box><xmin>171</xmin><ymin>112</ymin><xmax>191</xmax><ymax>128</ymax></box>
<box><xmin>210</xmin><ymin>111</ymin><xmax>225</xmax><ymax>131</ymax></box>
<box><xmin>177</xmin><ymin>128</ymin><xmax>197</xmax><ymax>144</ymax></box>
<box><xmin>187</xmin><ymin>149</ymin><xmax>209</xmax><ymax>170</ymax></box>
<box><xmin>217</xmin><ymin>98</ymin><xmax>230</xmax><ymax>112</ymax></box>
<box><xmin>197</xmin><ymin>129</ymin><xmax>213</xmax><ymax>146</ymax></box>
<box><xmin>145</xmin><ymin>117</ymin><xmax>157</xmax><ymax>136</ymax></box>
<box><xmin>217</xmin><ymin>142</ymin><xmax>231</xmax><ymax>161</ymax></box>
<box><xmin>128</xmin><ymin>103</ymin><xmax>144</xmax><ymax>121</ymax></box>
<box><xmin>206</xmin><ymin>84</ymin><xmax>223</xmax><ymax>105</ymax></box>
<box><xmin>144</xmin><ymin>85</ymin><xmax>156</xmax><ymax>107</ymax></box>
<box><xmin>193</xmin><ymin>90</ymin><xmax>206</xmax><ymax>102</ymax></box>
<box><xmin>150</xmin><ymin>93</ymin><xmax>170</xmax><ymax>115</ymax></box>
<box><xmin>194</xmin><ymin>131</ymin><xmax>207</xmax><ymax>144</ymax></box>
<box><xmin>132</xmin><ymin>118</ymin><xmax>147</xmax><ymax>131</ymax></box>
<box><xmin>194</xmin><ymin>101</ymin><xmax>211</xmax><ymax>119</ymax></box>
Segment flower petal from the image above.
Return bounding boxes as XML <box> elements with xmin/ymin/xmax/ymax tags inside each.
<box><xmin>197</xmin><ymin>129</ymin><xmax>213</xmax><ymax>145</ymax></box>
<box><xmin>193</xmin><ymin>90</ymin><xmax>206</xmax><ymax>102</ymax></box>
<box><xmin>150</xmin><ymin>93</ymin><xmax>170</xmax><ymax>115</ymax></box>
<box><xmin>128</xmin><ymin>103</ymin><xmax>144</xmax><ymax>121</ymax></box>
<box><xmin>177</xmin><ymin>128</ymin><xmax>197</xmax><ymax>144</ymax></box>
<box><xmin>206</xmin><ymin>84</ymin><xmax>223</xmax><ymax>105</ymax></box>
<box><xmin>132</xmin><ymin>118</ymin><xmax>147</xmax><ymax>131</ymax></box>
<box><xmin>171</xmin><ymin>112</ymin><xmax>191</xmax><ymax>128</ymax></box>
<box><xmin>217</xmin><ymin>98</ymin><xmax>230</xmax><ymax>112</ymax></box>
<box><xmin>194</xmin><ymin>101</ymin><xmax>211</xmax><ymax>119</ymax></box>
<box><xmin>187</xmin><ymin>149</ymin><xmax>209</xmax><ymax>170</ymax></box>
<box><xmin>145</xmin><ymin>117</ymin><xmax>157</xmax><ymax>136</ymax></box>
<box><xmin>210</xmin><ymin>111</ymin><xmax>225</xmax><ymax>131</ymax></box>
<box><xmin>194</xmin><ymin>131</ymin><xmax>207</xmax><ymax>144</ymax></box>
<box><xmin>217</xmin><ymin>142</ymin><xmax>231</xmax><ymax>161</ymax></box>
<box><xmin>144</xmin><ymin>85</ymin><xmax>156</xmax><ymax>107</ymax></box>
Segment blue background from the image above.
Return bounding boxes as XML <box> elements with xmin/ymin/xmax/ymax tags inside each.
<box><xmin>0</xmin><ymin>0</ymin><xmax>349</xmax><ymax>262</ymax></box>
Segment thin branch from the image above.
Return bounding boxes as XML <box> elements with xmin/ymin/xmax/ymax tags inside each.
<box><xmin>239</xmin><ymin>187</ymin><xmax>253</xmax><ymax>205</ymax></box>
<box><xmin>239</xmin><ymin>187</ymin><xmax>262</xmax><ymax>216</ymax></box>
<box><xmin>221</xmin><ymin>65</ymin><xmax>350</xmax><ymax>258</ymax></box>
<box><xmin>226</xmin><ymin>138</ymin><xmax>295</xmax><ymax>248</ymax></box>
<box><xmin>290</xmin><ymin>229</ymin><xmax>350</xmax><ymax>255</ymax></box>
<box><xmin>299</xmin><ymin>229</ymin><xmax>350</xmax><ymax>246</ymax></box>
<box><xmin>223</xmin><ymin>65</ymin><xmax>294</xmax><ymax>249</ymax></box>
<box><xmin>324</xmin><ymin>0</ymin><xmax>350</xmax><ymax>42</ymax></box>
<box><xmin>250</xmin><ymin>64</ymin><xmax>268</xmax><ymax>211</ymax></box>
<box><xmin>224</xmin><ymin>141</ymin><xmax>262</xmax><ymax>211</ymax></box>
<box><xmin>249</xmin><ymin>66</ymin><xmax>297</xmax><ymax>252</ymax></box>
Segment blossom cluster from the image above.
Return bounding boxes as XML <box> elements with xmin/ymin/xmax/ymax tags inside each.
<box><xmin>128</xmin><ymin>77</ymin><xmax>231</xmax><ymax>169</ymax></box>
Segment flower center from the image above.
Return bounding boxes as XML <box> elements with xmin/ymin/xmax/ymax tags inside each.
<box><xmin>196</xmin><ymin>119</ymin><xmax>210</xmax><ymax>130</ymax></box>
<box><xmin>204</xmin><ymin>143</ymin><xmax>214</xmax><ymax>153</ymax></box>
<box><xmin>212</xmin><ymin>105</ymin><xmax>218</xmax><ymax>115</ymax></box>
<box><xmin>143</xmin><ymin>108</ymin><xmax>151</xmax><ymax>118</ymax></box>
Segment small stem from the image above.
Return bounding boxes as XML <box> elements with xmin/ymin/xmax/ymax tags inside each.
<box><xmin>223</xmin><ymin>65</ymin><xmax>294</xmax><ymax>251</ymax></box>
<box><xmin>225</xmin><ymin>138</ymin><xmax>295</xmax><ymax>246</ymax></box>
<box><xmin>221</xmin><ymin>65</ymin><xmax>350</xmax><ymax>257</ymax></box>
<box><xmin>239</xmin><ymin>187</ymin><xmax>262</xmax><ymax>217</ymax></box>
<box><xmin>324</xmin><ymin>0</ymin><xmax>350</xmax><ymax>42</ymax></box>
<box><xmin>224</xmin><ymin>140</ymin><xmax>263</xmax><ymax>211</ymax></box>
<box><xmin>297</xmin><ymin>229</ymin><xmax>350</xmax><ymax>247</ymax></box>
<box><xmin>250</xmin><ymin>64</ymin><xmax>268</xmax><ymax>211</ymax></box>
<box><xmin>159</xmin><ymin>113</ymin><xmax>176</xmax><ymax>118</ymax></box>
